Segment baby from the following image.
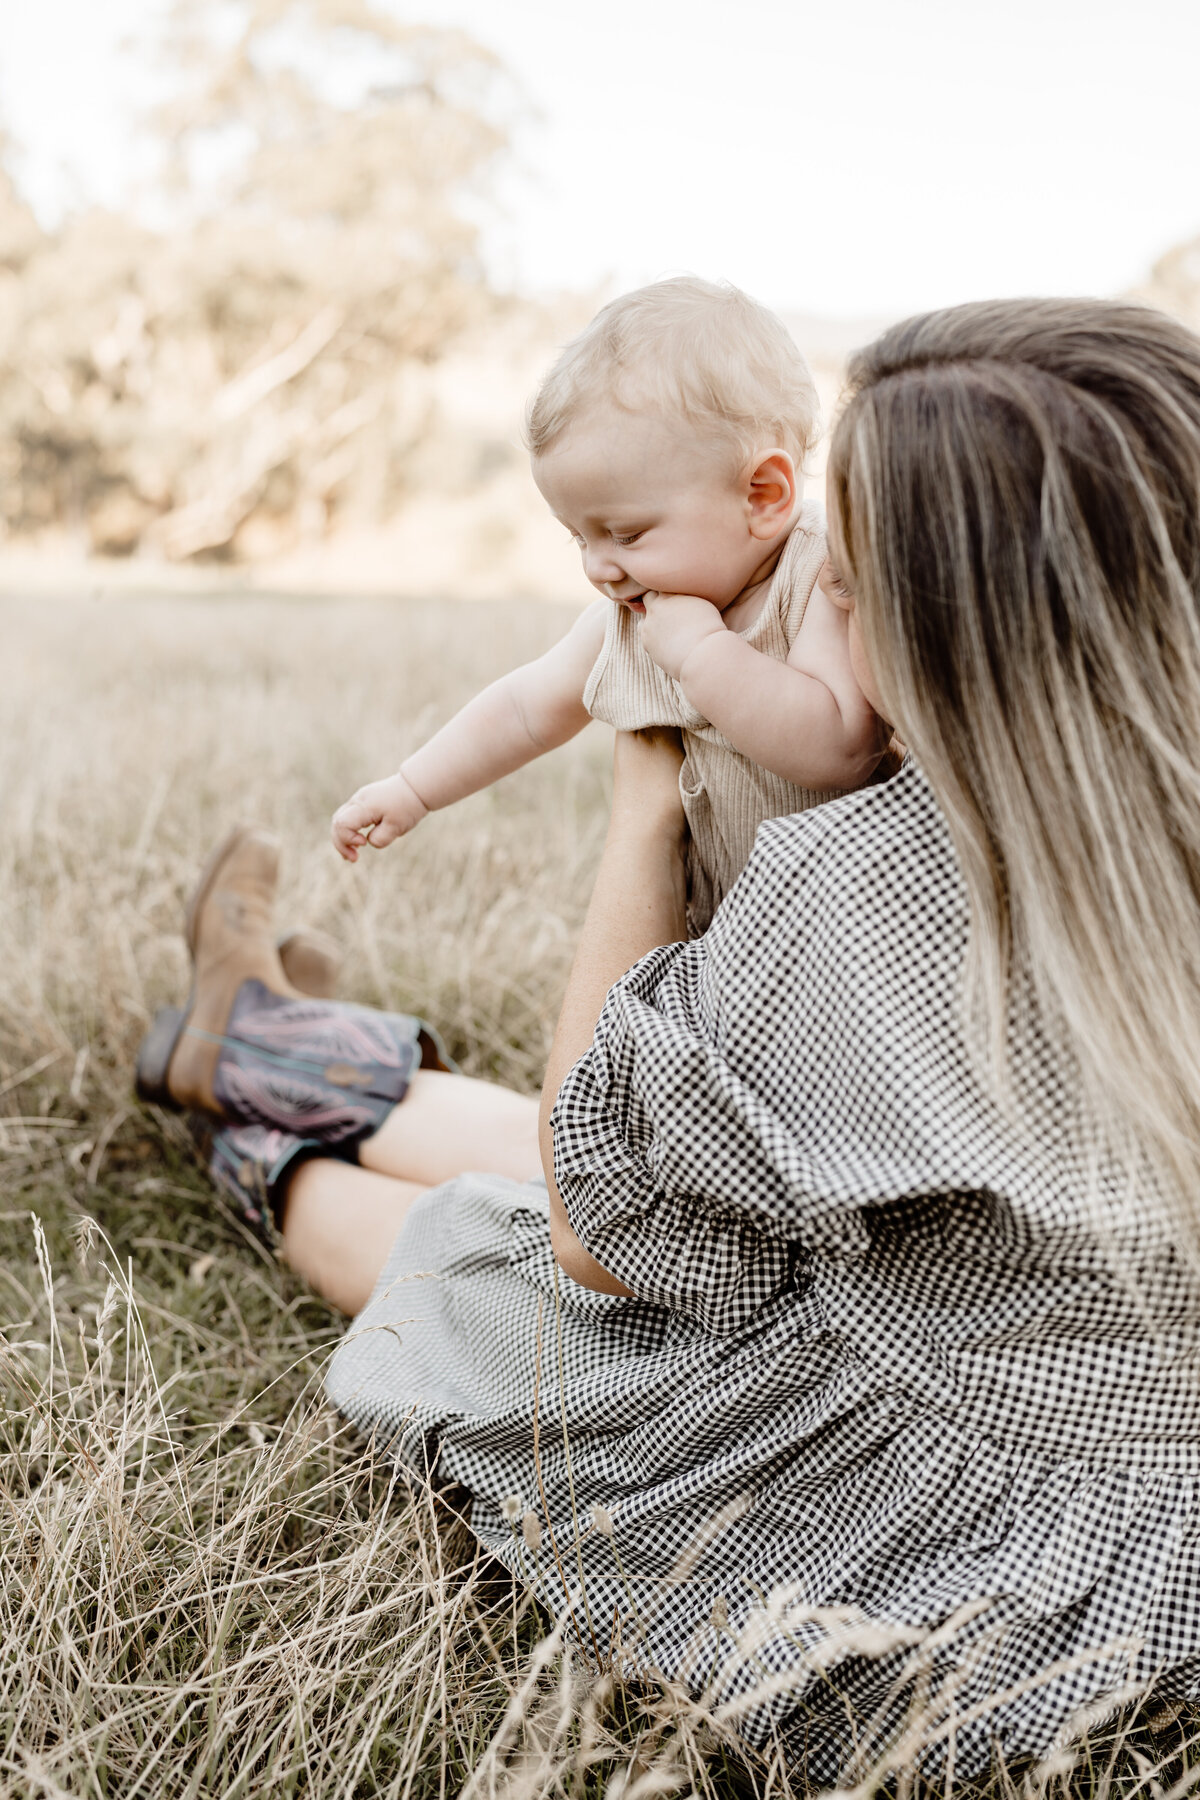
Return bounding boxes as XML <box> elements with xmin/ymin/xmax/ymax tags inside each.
<box><xmin>331</xmin><ymin>277</ymin><xmax>889</xmax><ymax>935</ymax></box>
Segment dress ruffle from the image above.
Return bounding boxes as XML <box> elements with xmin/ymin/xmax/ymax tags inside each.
<box><xmin>328</xmin><ymin>1177</ymin><xmax>1200</xmax><ymax>1779</ymax></box>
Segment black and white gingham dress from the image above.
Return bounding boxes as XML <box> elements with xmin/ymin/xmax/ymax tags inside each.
<box><xmin>327</xmin><ymin>761</ymin><xmax>1200</xmax><ymax>1777</ymax></box>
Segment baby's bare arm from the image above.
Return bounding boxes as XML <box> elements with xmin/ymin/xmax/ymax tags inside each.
<box><xmin>332</xmin><ymin>603</ymin><xmax>607</xmax><ymax>860</ymax></box>
<box><xmin>668</xmin><ymin>580</ymin><xmax>887</xmax><ymax>792</ymax></box>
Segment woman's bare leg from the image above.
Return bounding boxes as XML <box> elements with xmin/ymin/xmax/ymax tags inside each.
<box><xmin>281</xmin><ymin>1157</ymin><xmax>429</xmax><ymax>1315</ymax></box>
<box><xmin>357</xmin><ymin>1069</ymin><xmax>541</xmax><ymax>1187</ymax></box>
<box><xmin>279</xmin><ymin>1070</ymin><xmax>540</xmax><ymax>1314</ymax></box>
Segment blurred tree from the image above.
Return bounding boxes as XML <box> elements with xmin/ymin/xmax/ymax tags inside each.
<box><xmin>0</xmin><ymin>2</ymin><xmax>514</xmax><ymax>558</ymax></box>
<box><xmin>1137</xmin><ymin>237</ymin><xmax>1200</xmax><ymax>334</ymax></box>
<box><xmin>0</xmin><ymin>133</ymin><xmax>43</xmax><ymax>278</ymax></box>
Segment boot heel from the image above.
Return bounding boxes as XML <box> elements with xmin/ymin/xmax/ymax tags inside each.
<box><xmin>136</xmin><ymin>1007</ymin><xmax>189</xmax><ymax>1105</ymax></box>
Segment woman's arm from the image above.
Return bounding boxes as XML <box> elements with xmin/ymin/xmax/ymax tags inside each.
<box><xmin>538</xmin><ymin>729</ymin><xmax>688</xmax><ymax>1293</ymax></box>
<box><xmin>332</xmin><ymin>602</ymin><xmax>608</xmax><ymax>860</ymax></box>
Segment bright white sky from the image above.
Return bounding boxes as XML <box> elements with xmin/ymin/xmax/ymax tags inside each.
<box><xmin>0</xmin><ymin>0</ymin><xmax>1197</xmax><ymax>319</ymax></box>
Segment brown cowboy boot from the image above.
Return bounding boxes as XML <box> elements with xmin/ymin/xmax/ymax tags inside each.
<box><xmin>138</xmin><ymin>826</ymin><xmax>302</xmax><ymax>1114</ymax></box>
<box><xmin>137</xmin><ymin>826</ymin><xmax>450</xmax><ymax>1149</ymax></box>
<box><xmin>277</xmin><ymin>929</ymin><xmax>342</xmax><ymax>999</ymax></box>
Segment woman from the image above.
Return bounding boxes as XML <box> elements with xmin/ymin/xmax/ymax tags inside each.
<box><xmin>138</xmin><ymin>297</ymin><xmax>1200</xmax><ymax>1777</ymax></box>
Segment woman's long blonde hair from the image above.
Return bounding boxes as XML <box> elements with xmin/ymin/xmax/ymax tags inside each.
<box><xmin>828</xmin><ymin>298</ymin><xmax>1200</xmax><ymax>1252</ymax></box>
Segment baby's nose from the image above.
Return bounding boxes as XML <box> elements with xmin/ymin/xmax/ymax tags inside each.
<box><xmin>583</xmin><ymin>543</ymin><xmax>623</xmax><ymax>584</ymax></box>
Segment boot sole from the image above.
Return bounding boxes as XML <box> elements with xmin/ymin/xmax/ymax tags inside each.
<box><xmin>135</xmin><ymin>1005</ymin><xmax>189</xmax><ymax>1105</ymax></box>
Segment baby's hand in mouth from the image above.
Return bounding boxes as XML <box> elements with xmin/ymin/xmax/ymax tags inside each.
<box><xmin>638</xmin><ymin>591</ymin><xmax>725</xmax><ymax>680</ymax></box>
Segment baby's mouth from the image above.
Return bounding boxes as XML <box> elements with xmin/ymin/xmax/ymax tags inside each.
<box><xmin>603</xmin><ymin>582</ymin><xmax>647</xmax><ymax>614</ymax></box>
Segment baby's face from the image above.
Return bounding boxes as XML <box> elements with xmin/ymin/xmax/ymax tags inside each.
<box><xmin>532</xmin><ymin>408</ymin><xmax>769</xmax><ymax>614</ymax></box>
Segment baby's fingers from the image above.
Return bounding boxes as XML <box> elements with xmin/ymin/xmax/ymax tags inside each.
<box><xmin>361</xmin><ymin>817</ymin><xmax>401</xmax><ymax>849</ymax></box>
<box><xmin>331</xmin><ymin>802</ymin><xmax>377</xmax><ymax>862</ymax></box>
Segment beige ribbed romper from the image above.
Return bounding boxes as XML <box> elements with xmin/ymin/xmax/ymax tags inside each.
<box><xmin>584</xmin><ymin>501</ymin><xmax>842</xmax><ymax>936</ymax></box>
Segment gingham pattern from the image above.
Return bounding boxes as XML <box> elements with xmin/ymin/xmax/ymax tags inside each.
<box><xmin>326</xmin><ymin>761</ymin><xmax>1200</xmax><ymax>1777</ymax></box>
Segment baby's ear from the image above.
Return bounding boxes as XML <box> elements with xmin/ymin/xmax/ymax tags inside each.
<box><xmin>746</xmin><ymin>451</ymin><xmax>798</xmax><ymax>537</ymax></box>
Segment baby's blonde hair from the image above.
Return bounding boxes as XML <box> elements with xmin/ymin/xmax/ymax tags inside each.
<box><xmin>525</xmin><ymin>276</ymin><xmax>820</xmax><ymax>473</ymax></box>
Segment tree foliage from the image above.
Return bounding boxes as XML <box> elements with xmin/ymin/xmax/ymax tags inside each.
<box><xmin>0</xmin><ymin>1</ymin><xmax>513</xmax><ymax>558</ymax></box>
<box><xmin>1137</xmin><ymin>236</ymin><xmax>1200</xmax><ymax>335</ymax></box>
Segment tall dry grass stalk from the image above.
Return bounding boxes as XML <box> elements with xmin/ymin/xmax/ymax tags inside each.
<box><xmin>0</xmin><ymin>594</ymin><xmax>1195</xmax><ymax>1795</ymax></box>
<box><xmin>0</xmin><ymin>591</ymin><xmax>610</xmax><ymax>1091</ymax></box>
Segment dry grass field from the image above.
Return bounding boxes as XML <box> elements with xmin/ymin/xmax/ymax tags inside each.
<box><xmin>0</xmin><ymin>592</ymin><xmax>1196</xmax><ymax>1797</ymax></box>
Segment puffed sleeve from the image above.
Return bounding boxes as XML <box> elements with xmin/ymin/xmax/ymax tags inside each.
<box><xmin>550</xmin><ymin>803</ymin><xmax>861</xmax><ymax>1333</ymax></box>
<box><xmin>551</xmin><ymin>764</ymin><xmax>976</xmax><ymax>1332</ymax></box>
<box><xmin>550</xmin><ymin>936</ymin><xmax>792</xmax><ymax>1332</ymax></box>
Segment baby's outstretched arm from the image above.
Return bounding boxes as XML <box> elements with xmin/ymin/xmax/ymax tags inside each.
<box><xmin>639</xmin><ymin>572</ymin><xmax>887</xmax><ymax>791</ymax></box>
<box><xmin>332</xmin><ymin>601</ymin><xmax>608</xmax><ymax>861</ymax></box>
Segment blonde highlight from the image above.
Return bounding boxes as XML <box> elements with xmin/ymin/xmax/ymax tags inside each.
<box><xmin>828</xmin><ymin>298</ymin><xmax>1200</xmax><ymax>1256</ymax></box>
